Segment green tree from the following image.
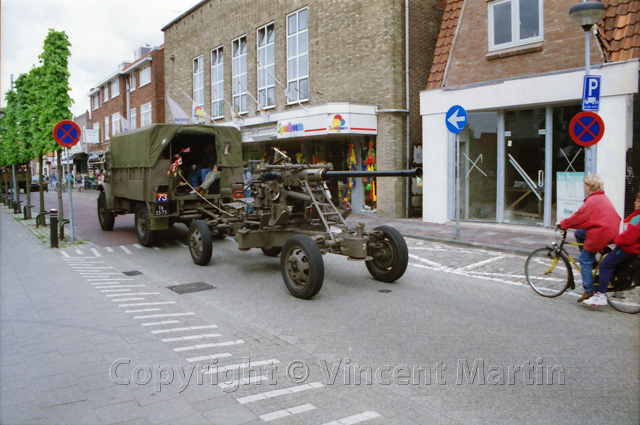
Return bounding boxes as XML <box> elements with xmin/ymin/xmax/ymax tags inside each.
<box><xmin>35</xmin><ymin>29</ymin><xmax>73</xmax><ymax>218</ymax></box>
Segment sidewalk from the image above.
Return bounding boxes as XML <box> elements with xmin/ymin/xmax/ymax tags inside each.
<box><xmin>346</xmin><ymin>213</ymin><xmax>554</xmax><ymax>255</ymax></box>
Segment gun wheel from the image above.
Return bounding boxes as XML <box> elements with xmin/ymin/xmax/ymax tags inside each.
<box><xmin>189</xmin><ymin>220</ymin><xmax>213</xmax><ymax>266</ymax></box>
<box><xmin>366</xmin><ymin>225</ymin><xmax>408</xmax><ymax>283</ymax></box>
<box><xmin>281</xmin><ymin>235</ymin><xmax>324</xmax><ymax>299</ymax></box>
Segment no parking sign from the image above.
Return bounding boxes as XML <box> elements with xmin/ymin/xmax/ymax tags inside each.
<box><xmin>53</xmin><ymin>120</ymin><xmax>81</xmax><ymax>148</ymax></box>
<box><xmin>569</xmin><ymin>111</ymin><xmax>604</xmax><ymax>147</ymax></box>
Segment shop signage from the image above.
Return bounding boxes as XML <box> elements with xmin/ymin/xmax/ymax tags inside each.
<box><xmin>569</xmin><ymin>111</ymin><xmax>604</xmax><ymax>147</ymax></box>
<box><xmin>277</xmin><ymin>113</ymin><xmax>376</xmax><ymax>138</ymax></box>
<box><xmin>556</xmin><ymin>172</ymin><xmax>584</xmax><ymax>222</ymax></box>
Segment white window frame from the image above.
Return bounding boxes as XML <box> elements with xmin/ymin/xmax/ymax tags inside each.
<box><xmin>257</xmin><ymin>23</ymin><xmax>276</xmax><ymax>110</ymax></box>
<box><xmin>488</xmin><ymin>0</ymin><xmax>543</xmax><ymax>51</ymax></box>
<box><xmin>91</xmin><ymin>94</ymin><xmax>100</xmax><ymax>111</ymax></box>
<box><xmin>140</xmin><ymin>102</ymin><xmax>152</xmax><ymax>128</ymax></box>
<box><xmin>286</xmin><ymin>7</ymin><xmax>309</xmax><ymax>104</ymax></box>
<box><xmin>110</xmin><ymin>78</ymin><xmax>120</xmax><ymax>99</ymax></box>
<box><xmin>140</xmin><ymin>65</ymin><xmax>151</xmax><ymax>87</ymax></box>
<box><xmin>112</xmin><ymin>113</ymin><xmax>121</xmax><ymax>135</ymax></box>
<box><xmin>232</xmin><ymin>36</ymin><xmax>248</xmax><ymax>114</ymax></box>
<box><xmin>104</xmin><ymin>116</ymin><xmax>110</xmax><ymax>140</ymax></box>
<box><xmin>129</xmin><ymin>73</ymin><xmax>136</xmax><ymax>91</ymax></box>
<box><xmin>102</xmin><ymin>86</ymin><xmax>108</xmax><ymax>103</ymax></box>
<box><xmin>130</xmin><ymin>107</ymin><xmax>137</xmax><ymax>130</ymax></box>
<box><xmin>193</xmin><ymin>55</ymin><xmax>205</xmax><ymax>110</ymax></box>
<box><xmin>211</xmin><ymin>47</ymin><xmax>225</xmax><ymax>119</ymax></box>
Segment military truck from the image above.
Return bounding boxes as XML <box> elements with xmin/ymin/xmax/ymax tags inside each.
<box><xmin>97</xmin><ymin>124</ymin><xmax>243</xmax><ymax>246</ymax></box>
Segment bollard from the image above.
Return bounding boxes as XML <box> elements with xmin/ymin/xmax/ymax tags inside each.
<box><xmin>13</xmin><ymin>200</ymin><xmax>22</xmax><ymax>214</ymax></box>
<box><xmin>49</xmin><ymin>209</ymin><xmax>58</xmax><ymax>248</ymax></box>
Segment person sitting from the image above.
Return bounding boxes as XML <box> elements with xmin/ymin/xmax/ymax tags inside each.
<box><xmin>556</xmin><ymin>174</ymin><xmax>621</xmax><ymax>303</ymax></box>
<box><xmin>190</xmin><ymin>144</ymin><xmax>216</xmax><ymax>187</ymax></box>
<box><xmin>193</xmin><ymin>165</ymin><xmax>220</xmax><ymax>196</ymax></box>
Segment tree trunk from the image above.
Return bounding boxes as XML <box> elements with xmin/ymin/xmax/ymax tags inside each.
<box><xmin>38</xmin><ymin>156</ymin><xmax>45</xmax><ymax>216</ymax></box>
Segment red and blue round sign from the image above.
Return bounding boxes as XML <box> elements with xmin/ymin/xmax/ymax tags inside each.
<box><xmin>53</xmin><ymin>120</ymin><xmax>82</xmax><ymax>148</ymax></box>
<box><xmin>569</xmin><ymin>111</ymin><xmax>605</xmax><ymax>147</ymax></box>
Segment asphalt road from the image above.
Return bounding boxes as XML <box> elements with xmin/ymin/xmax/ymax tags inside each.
<box><xmin>5</xmin><ymin>188</ymin><xmax>640</xmax><ymax>424</ymax></box>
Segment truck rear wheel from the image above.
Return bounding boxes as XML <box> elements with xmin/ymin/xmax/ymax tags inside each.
<box><xmin>189</xmin><ymin>220</ymin><xmax>212</xmax><ymax>266</ymax></box>
<box><xmin>365</xmin><ymin>225</ymin><xmax>408</xmax><ymax>283</ymax></box>
<box><xmin>281</xmin><ymin>235</ymin><xmax>324</xmax><ymax>299</ymax></box>
<box><xmin>97</xmin><ymin>191</ymin><xmax>115</xmax><ymax>231</ymax></box>
<box><xmin>135</xmin><ymin>203</ymin><xmax>158</xmax><ymax>246</ymax></box>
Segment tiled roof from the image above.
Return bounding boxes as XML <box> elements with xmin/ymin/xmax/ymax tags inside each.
<box><xmin>426</xmin><ymin>0</ymin><xmax>464</xmax><ymax>90</ymax></box>
<box><xmin>597</xmin><ymin>0</ymin><xmax>640</xmax><ymax>61</ymax></box>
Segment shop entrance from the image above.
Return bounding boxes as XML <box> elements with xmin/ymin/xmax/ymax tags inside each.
<box><xmin>456</xmin><ymin>104</ymin><xmax>583</xmax><ymax>226</ymax></box>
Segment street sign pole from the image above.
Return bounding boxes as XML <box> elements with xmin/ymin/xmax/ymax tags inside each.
<box><xmin>65</xmin><ymin>147</ymin><xmax>75</xmax><ymax>243</ymax></box>
<box><xmin>455</xmin><ymin>133</ymin><xmax>460</xmax><ymax>241</ymax></box>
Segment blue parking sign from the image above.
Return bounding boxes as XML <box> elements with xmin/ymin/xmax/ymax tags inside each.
<box><xmin>582</xmin><ymin>75</ymin><xmax>601</xmax><ymax>112</ymax></box>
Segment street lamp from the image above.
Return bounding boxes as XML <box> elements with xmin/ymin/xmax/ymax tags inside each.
<box><xmin>569</xmin><ymin>0</ymin><xmax>605</xmax><ymax>174</ymax></box>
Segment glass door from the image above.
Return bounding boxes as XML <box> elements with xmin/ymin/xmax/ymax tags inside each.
<box><xmin>503</xmin><ymin>108</ymin><xmax>546</xmax><ymax>225</ymax></box>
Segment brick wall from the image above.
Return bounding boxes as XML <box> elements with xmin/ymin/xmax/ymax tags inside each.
<box><xmin>446</xmin><ymin>0</ymin><xmax>604</xmax><ymax>87</ymax></box>
<box><xmin>163</xmin><ymin>0</ymin><xmax>441</xmax><ymax>217</ymax></box>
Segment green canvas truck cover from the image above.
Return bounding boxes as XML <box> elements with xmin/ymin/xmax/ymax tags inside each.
<box><xmin>108</xmin><ymin>124</ymin><xmax>242</xmax><ymax>169</ymax></box>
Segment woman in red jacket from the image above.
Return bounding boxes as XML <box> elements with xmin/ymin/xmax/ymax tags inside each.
<box><xmin>557</xmin><ymin>174</ymin><xmax>621</xmax><ymax>302</ymax></box>
<box><xmin>584</xmin><ymin>222</ymin><xmax>640</xmax><ymax>306</ymax></box>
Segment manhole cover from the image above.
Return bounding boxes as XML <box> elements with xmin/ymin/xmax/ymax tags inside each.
<box><xmin>168</xmin><ymin>282</ymin><xmax>214</xmax><ymax>294</ymax></box>
<box><xmin>123</xmin><ymin>270</ymin><xmax>142</xmax><ymax>276</ymax></box>
<box><xmin>378</xmin><ymin>289</ymin><xmax>392</xmax><ymax>294</ymax></box>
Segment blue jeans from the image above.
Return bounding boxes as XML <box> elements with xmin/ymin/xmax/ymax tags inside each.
<box><xmin>575</xmin><ymin>229</ymin><xmax>597</xmax><ymax>293</ymax></box>
<box><xmin>190</xmin><ymin>168</ymin><xmax>212</xmax><ymax>187</ymax></box>
<box><xmin>597</xmin><ymin>247</ymin><xmax>634</xmax><ymax>293</ymax></box>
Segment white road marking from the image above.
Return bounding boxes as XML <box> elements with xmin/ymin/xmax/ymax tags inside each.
<box><xmin>120</xmin><ymin>245</ymin><xmax>132</xmax><ymax>254</ymax></box>
<box><xmin>118</xmin><ymin>301</ymin><xmax>176</xmax><ymax>307</ymax></box>
<box><xmin>237</xmin><ymin>382</ymin><xmax>324</xmax><ymax>404</ymax></box>
<box><xmin>90</xmin><ymin>248</ymin><xmax>102</xmax><ymax>257</ymax></box>
<box><xmin>125</xmin><ymin>308</ymin><xmax>161</xmax><ymax>313</ymax></box>
<box><xmin>100</xmin><ymin>289</ymin><xmax>132</xmax><ymax>293</ymax></box>
<box><xmin>134</xmin><ymin>244</ymin><xmax>143</xmax><ymax>249</ymax></box>
<box><xmin>111</xmin><ymin>297</ymin><xmax>145</xmax><ymax>302</ymax></box>
<box><xmin>106</xmin><ymin>247</ymin><xmax>114</xmax><ymax>252</ymax></box>
<box><xmin>457</xmin><ymin>254</ymin><xmax>506</xmax><ymax>271</ymax></box>
<box><xmin>176</xmin><ymin>240</ymin><xmax>188</xmax><ymax>248</ymax></box>
<box><xmin>133</xmin><ymin>312</ymin><xmax>196</xmax><ymax>319</ymax></box>
<box><xmin>106</xmin><ymin>292</ymin><xmax>159</xmax><ymax>297</ymax></box>
<box><xmin>150</xmin><ymin>325</ymin><xmax>218</xmax><ymax>334</ymax></box>
<box><xmin>186</xmin><ymin>353</ymin><xmax>232</xmax><ymax>363</ymax></box>
<box><xmin>174</xmin><ymin>339</ymin><xmax>245</xmax><ymax>352</ymax></box>
<box><xmin>321</xmin><ymin>411</ymin><xmax>381</xmax><ymax>425</ymax></box>
<box><xmin>60</xmin><ymin>251</ymin><xmax>70</xmax><ymax>258</ymax></box>
<box><xmin>260</xmin><ymin>404</ymin><xmax>316</xmax><ymax>422</ymax></box>
<box><xmin>141</xmin><ymin>320</ymin><xmax>181</xmax><ymax>327</ymax></box>
<box><xmin>162</xmin><ymin>333</ymin><xmax>222</xmax><ymax>343</ymax></box>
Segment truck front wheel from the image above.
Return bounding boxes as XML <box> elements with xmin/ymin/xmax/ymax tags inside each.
<box><xmin>97</xmin><ymin>191</ymin><xmax>115</xmax><ymax>231</ymax></box>
<box><xmin>135</xmin><ymin>203</ymin><xmax>158</xmax><ymax>246</ymax></box>
<box><xmin>189</xmin><ymin>220</ymin><xmax>212</xmax><ymax>266</ymax></box>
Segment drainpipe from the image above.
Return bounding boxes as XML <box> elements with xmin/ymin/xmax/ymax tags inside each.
<box><xmin>405</xmin><ymin>0</ymin><xmax>411</xmax><ymax>218</ymax></box>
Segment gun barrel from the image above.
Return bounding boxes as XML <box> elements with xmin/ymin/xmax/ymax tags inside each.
<box><xmin>322</xmin><ymin>168</ymin><xmax>422</xmax><ymax>180</ymax></box>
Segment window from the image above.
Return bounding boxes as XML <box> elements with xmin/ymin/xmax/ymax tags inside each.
<box><xmin>102</xmin><ymin>86</ymin><xmax>108</xmax><ymax>102</ymax></box>
<box><xmin>91</xmin><ymin>94</ymin><xmax>100</xmax><ymax>111</ymax></box>
<box><xmin>140</xmin><ymin>102</ymin><xmax>152</xmax><ymax>127</ymax></box>
<box><xmin>193</xmin><ymin>55</ymin><xmax>205</xmax><ymax>110</ymax></box>
<box><xmin>488</xmin><ymin>0</ymin><xmax>543</xmax><ymax>51</ymax></box>
<box><xmin>286</xmin><ymin>8</ymin><xmax>309</xmax><ymax>103</ymax></box>
<box><xmin>104</xmin><ymin>116</ymin><xmax>110</xmax><ymax>140</ymax></box>
<box><xmin>110</xmin><ymin>78</ymin><xmax>119</xmax><ymax>99</ymax></box>
<box><xmin>112</xmin><ymin>113</ymin><xmax>121</xmax><ymax>135</ymax></box>
<box><xmin>140</xmin><ymin>65</ymin><xmax>151</xmax><ymax>86</ymax></box>
<box><xmin>232</xmin><ymin>37</ymin><xmax>248</xmax><ymax>114</ymax></box>
<box><xmin>211</xmin><ymin>47</ymin><xmax>224</xmax><ymax>119</ymax></box>
<box><xmin>130</xmin><ymin>107</ymin><xmax>137</xmax><ymax>130</ymax></box>
<box><xmin>257</xmin><ymin>23</ymin><xmax>276</xmax><ymax>110</ymax></box>
<box><xmin>129</xmin><ymin>73</ymin><xmax>136</xmax><ymax>91</ymax></box>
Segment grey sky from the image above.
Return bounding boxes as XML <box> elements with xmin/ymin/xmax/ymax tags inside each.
<box><xmin>1</xmin><ymin>0</ymin><xmax>198</xmax><ymax>116</ymax></box>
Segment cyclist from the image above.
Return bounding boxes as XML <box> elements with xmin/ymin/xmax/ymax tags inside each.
<box><xmin>584</xmin><ymin>219</ymin><xmax>640</xmax><ymax>306</ymax></box>
<box><xmin>622</xmin><ymin>191</ymin><xmax>640</xmax><ymax>230</ymax></box>
<box><xmin>556</xmin><ymin>174</ymin><xmax>621</xmax><ymax>303</ymax></box>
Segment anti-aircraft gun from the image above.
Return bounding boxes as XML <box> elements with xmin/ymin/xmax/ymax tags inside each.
<box><xmin>187</xmin><ymin>147</ymin><xmax>422</xmax><ymax>299</ymax></box>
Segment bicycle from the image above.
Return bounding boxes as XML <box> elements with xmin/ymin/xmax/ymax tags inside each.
<box><xmin>524</xmin><ymin>228</ymin><xmax>640</xmax><ymax>314</ymax></box>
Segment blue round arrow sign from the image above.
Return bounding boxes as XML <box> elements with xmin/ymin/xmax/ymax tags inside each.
<box><xmin>446</xmin><ymin>105</ymin><xmax>467</xmax><ymax>134</ymax></box>
<box><xmin>53</xmin><ymin>120</ymin><xmax>81</xmax><ymax>148</ymax></box>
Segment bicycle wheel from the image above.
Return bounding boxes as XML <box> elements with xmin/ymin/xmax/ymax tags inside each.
<box><xmin>606</xmin><ymin>286</ymin><xmax>640</xmax><ymax>314</ymax></box>
<box><xmin>525</xmin><ymin>248</ymin><xmax>571</xmax><ymax>298</ymax></box>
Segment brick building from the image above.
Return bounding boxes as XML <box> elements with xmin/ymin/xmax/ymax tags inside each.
<box><xmin>86</xmin><ymin>46</ymin><xmax>166</xmax><ymax>172</ymax></box>
<box><xmin>421</xmin><ymin>0</ymin><xmax>639</xmax><ymax>226</ymax></box>
<box><xmin>162</xmin><ymin>0</ymin><xmax>442</xmax><ymax>218</ymax></box>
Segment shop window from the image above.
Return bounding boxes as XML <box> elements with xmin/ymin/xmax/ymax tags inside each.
<box><xmin>488</xmin><ymin>0</ymin><xmax>543</xmax><ymax>51</ymax></box>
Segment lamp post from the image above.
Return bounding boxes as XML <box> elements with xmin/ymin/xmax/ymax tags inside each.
<box><xmin>569</xmin><ymin>0</ymin><xmax>606</xmax><ymax>175</ymax></box>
